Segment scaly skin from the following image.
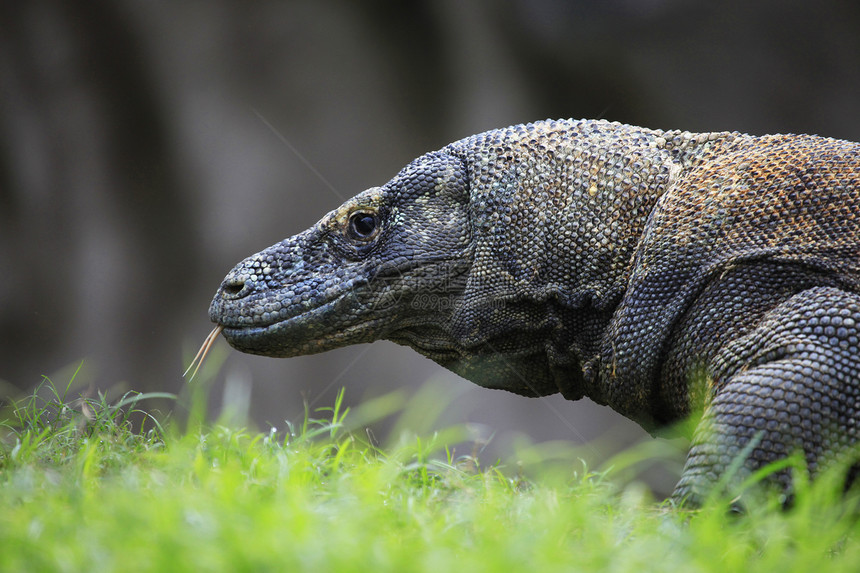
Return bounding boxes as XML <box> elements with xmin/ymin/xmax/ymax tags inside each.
<box><xmin>208</xmin><ymin>119</ymin><xmax>860</xmax><ymax>503</ymax></box>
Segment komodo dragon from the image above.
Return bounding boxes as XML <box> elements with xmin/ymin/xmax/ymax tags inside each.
<box><xmin>203</xmin><ymin>119</ymin><xmax>860</xmax><ymax>503</ymax></box>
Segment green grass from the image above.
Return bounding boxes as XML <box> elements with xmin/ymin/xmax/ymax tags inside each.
<box><xmin>2</xmin><ymin>373</ymin><xmax>860</xmax><ymax>572</ymax></box>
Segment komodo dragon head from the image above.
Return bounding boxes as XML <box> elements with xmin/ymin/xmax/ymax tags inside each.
<box><xmin>208</xmin><ymin>149</ymin><xmax>475</xmax><ymax>367</ymax></box>
<box><xmin>205</xmin><ymin>120</ymin><xmax>673</xmax><ymax>398</ymax></box>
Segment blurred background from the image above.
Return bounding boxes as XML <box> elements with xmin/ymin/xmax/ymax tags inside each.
<box><xmin>2</xmin><ymin>0</ymin><xmax>859</xmax><ymax>494</ymax></box>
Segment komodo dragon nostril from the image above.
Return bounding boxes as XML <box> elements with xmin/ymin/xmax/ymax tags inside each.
<box><xmin>222</xmin><ymin>277</ymin><xmax>249</xmax><ymax>299</ymax></box>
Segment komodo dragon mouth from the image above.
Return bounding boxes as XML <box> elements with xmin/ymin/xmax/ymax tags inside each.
<box><xmin>209</xmin><ymin>270</ymin><xmax>395</xmax><ymax>354</ymax></box>
<box><xmin>189</xmin><ymin>287</ymin><xmax>383</xmax><ymax>380</ymax></box>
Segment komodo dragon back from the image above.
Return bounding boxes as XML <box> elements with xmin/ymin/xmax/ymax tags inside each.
<box><xmin>203</xmin><ymin>119</ymin><xmax>860</xmax><ymax>504</ymax></box>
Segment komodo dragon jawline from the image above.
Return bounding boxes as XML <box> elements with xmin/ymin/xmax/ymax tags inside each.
<box><xmin>205</xmin><ymin>119</ymin><xmax>860</xmax><ymax>503</ymax></box>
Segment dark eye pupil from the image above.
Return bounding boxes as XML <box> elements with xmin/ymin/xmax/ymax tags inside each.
<box><xmin>349</xmin><ymin>213</ymin><xmax>377</xmax><ymax>238</ymax></box>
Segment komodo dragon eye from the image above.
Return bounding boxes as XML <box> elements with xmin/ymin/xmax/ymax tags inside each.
<box><xmin>346</xmin><ymin>211</ymin><xmax>380</xmax><ymax>241</ymax></box>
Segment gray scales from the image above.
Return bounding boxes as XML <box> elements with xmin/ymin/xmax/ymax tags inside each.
<box><xmin>202</xmin><ymin>119</ymin><xmax>860</xmax><ymax>504</ymax></box>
